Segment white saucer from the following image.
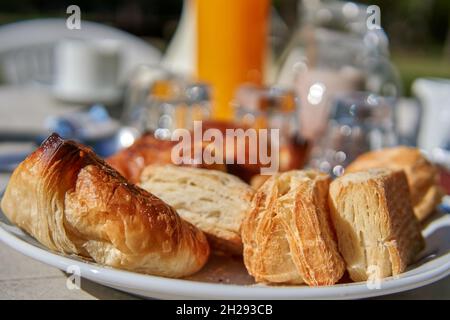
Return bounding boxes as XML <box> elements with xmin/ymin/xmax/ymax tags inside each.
<box><xmin>52</xmin><ymin>85</ymin><xmax>121</xmax><ymax>105</ymax></box>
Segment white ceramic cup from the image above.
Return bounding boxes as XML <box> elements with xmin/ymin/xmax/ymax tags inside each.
<box><xmin>53</xmin><ymin>38</ymin><xmax>122</xmax><ymax>104</ymax></box>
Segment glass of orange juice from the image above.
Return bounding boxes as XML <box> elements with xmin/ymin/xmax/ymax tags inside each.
<box><xmin>196</xmin><ymin>0</ymin><xmax>270</xmax><ymax>120</ymax></box>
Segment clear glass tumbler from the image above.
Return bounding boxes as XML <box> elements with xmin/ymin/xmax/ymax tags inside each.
<box><xmin>308</xmin><ymin>91</ymin><xmax>397</xmax><ymax>177</ymax></box>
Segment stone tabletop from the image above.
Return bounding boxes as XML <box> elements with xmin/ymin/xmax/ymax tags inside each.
<box><xmin>0</xmin><ymin>86</ymin><xmax>448</xmax><ymax>300</ymax></box>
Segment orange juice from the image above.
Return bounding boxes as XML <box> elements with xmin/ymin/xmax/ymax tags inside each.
<box><xmin>196</xmin><ymin>0</ymin><xmax>269</xmax><ymax>120</ymax></box>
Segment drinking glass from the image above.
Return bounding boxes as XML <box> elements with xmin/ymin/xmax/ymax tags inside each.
<box><xmin>145</xmin><ymin>81</ymin><xmax>211</xmax><ymax>140</ymax></box>
<box><xmin>121</xmin><ymin>65</ymin><xmax>177</xmax><ymax>130</ymax></box>
<box><xmin>308</xmin><ymin>92</ymin><xmax>397</xmax><ymax>177</ymax></box>
<box><xmin>196</xmin><ymin>0</ymin><xmax>270</xmax><ymax>120</ymax></box>
<box><xmin>122</xmin><ymin>67</ymin><xmax>211</xmax><ymax>138</ymax></box>
<box><xmin>232</xmin><ymin>85</ymin><xmax>310</xmax><ymax>180</ymax></box>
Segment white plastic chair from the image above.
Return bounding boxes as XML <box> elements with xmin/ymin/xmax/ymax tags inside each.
<box><xmin>0</xmin><ymin>18</ymin><xmax>162</xmax><ymax>86</ymax></box>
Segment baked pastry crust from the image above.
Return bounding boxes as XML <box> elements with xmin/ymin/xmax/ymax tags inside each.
<box><xmin>346</xmin><ymin>146</ymin><xmax>443</xmax><ymax>221</ymax></box>
<box><xmin>106</xmin><ymin>133</ymin><xmax>176</xmax><ymax>183</ymax></box>
<box><xmin>329</xmin><ymin>169</ymin><xmax>425</xmax><ymax>282</ymax></box>
<box><xmin>139</xmin><ymin>165</ymin><xmax>254</xmax><ymax>255</ymax></box>
<box><xmin>241</xmin><ymin>170</ymin><xmax>345</xmax><ymax>286</ymax></box>
<box><xmin>1</xmin><ymin>134</ymin><xmax>209</xmax><ymax>278</ymax></box>
<box><xmin>106</xmin><ymin>132</ymin><xmax>225</xmax><ymax>183</ymax></box>
<box><xmin>249</xmin><ymin>174</ymin><xmax>270</xmax><ymax>190</ymax></box>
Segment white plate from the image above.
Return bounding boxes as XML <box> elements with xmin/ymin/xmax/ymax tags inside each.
<box><xmin>0</xmin><ymin>206</ymin><xmax>449</xmax><ymax>300</ymax></box>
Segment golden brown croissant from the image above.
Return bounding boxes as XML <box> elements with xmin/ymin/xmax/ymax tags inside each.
<box><xmin>1</xmin><ymin>134</ymin><xmax>210</xmax><ymax>278</ymax></box>
<box><xmin>346</xmin><ymin>146</ymin><xmax>443</xmax><ymax>221</ymax></box>
<box><xmin>241</xmin><ymin>170</ymin><xmax>345</xmax><ymax>286</ymax></box>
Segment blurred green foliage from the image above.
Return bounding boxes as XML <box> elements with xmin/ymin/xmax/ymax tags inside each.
<box><xmin>275</xmin><ymin>0</ymin><xmax>450</xmax><ymax>95</ymax></box>
<box><xmin>357</xmin><ymin>0</ymin><xmax>450</xmax><ymax>95</ymax></box>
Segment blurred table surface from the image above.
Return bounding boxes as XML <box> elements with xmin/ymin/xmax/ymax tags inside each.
<box><xmin>0</xmin><ymin>85</ymin><xmax>449</xmax><ymax>300</ymax></box>
<box><xmin>0</xmin><ymin>85</ymin><xmax>85</xmax><ymax>136</ymax></box>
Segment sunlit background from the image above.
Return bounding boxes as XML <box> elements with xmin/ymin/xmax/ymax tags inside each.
<box><xmin>1</xmin><ymin>0</ymin><xmax>449</xmax><ymax>94</ymax></box>
<box><xmin>0</xmin><ymin>0</ymin><xmax>449</xmax><ymax>179</ymax></box>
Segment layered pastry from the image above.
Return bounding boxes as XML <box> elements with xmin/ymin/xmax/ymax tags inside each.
<box><xmin>346</xmin><ymin>146</ymin><xmax>443</xmax><ymax>221</ymax></box>
<box><xmin>106</xmin><ymin>132</ymin><xmax>225</xmax><ymax>183</ymax></box>
<box><xmin>139</xmin><ymin>165</ymin><xmax>254</xmax><ymax>255</ymax></box>
<box><xmin>241</xmin><ymin>170</ymin><xmax>345</xmax><ymax>286</ymax></box>
<box><xmin>329</xmin><ymin>169</ymin><xmax>425</xmax><ymax>281</ymax></box>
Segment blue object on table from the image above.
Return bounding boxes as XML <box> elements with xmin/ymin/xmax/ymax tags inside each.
<box><xmin>45</xmin><ymin>117</ymin><xmax>79</xmax><ymax>139</ymax></box>
<box><xmin>89</xmin><ymin>104</ymin><xmax>111</xmax><ymax>122</ymax></box>
<box><xmin>0</xmin><ymin>105</ymin><xmax>131</xmax><ymax>173</ymax></box>
<box><xmin>44</xmin><ymin>105</ymin><xmax>120</xmax><ymax>157</ymax></box>
<box><xmin>440</xmin><ymin>197</ymin><xmax>450</xmax><ymax>214</ymax></box>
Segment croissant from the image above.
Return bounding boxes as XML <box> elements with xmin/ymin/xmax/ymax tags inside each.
<box><xmin>241</xmin><ymin>170</ymin><xmax>345</xmax><ymax>286</ymax></box>
<box><xmin>1</xmin><ymin>134</ymin><xmax>210</xmax><ymax>278</ymax></box>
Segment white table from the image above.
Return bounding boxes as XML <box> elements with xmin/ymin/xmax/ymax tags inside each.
<box><xmin>0</xmin><ymin>86</ymin><xmax>448</xmax><ymax>299</ymax></box>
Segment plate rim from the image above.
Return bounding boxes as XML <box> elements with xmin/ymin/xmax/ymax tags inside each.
<box><xmin>1</xmin><ymin>217</ymin><xmax>449</xmax><ymax>299</ymax></box>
